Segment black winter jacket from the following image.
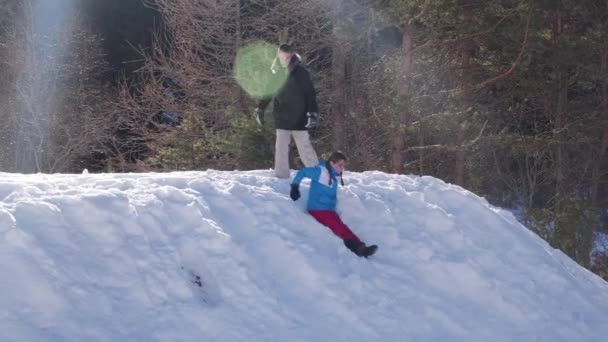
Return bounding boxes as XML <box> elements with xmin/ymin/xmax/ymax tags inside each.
<box><xmin>257</xmin><ymin>55</ymin><xmax>319</xmax><ymax>130</ymax></box>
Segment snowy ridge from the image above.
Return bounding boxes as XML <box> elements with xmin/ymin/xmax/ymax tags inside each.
<box><xmin>1</xmin><ymin>170</ymin><xmax>608</xmax><ymax>341</ymax></box>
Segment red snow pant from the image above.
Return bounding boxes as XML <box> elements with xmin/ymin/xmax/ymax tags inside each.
<box><xmin>308</xmin><ymin>210</ymin><xmax>361</xmax><ymax>243</ymax></box>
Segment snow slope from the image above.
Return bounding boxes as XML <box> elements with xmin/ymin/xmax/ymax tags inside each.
<box><xmin>1</xmin><ymin>170</ymin><xmax>608</xmax><ymax>341</ymax></box>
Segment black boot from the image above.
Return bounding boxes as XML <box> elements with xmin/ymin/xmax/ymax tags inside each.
<box><xmin>359</xmin><ymin>244</ymin><xmax>378</xmax><ymax>258</ymax></box>
<box><xmin>344</xmin><ymin>240</ymin><xmax>378</xmax><ymax>258</ymax></box>
<box><xmin>344</xmin><ymin>239</ymin><xmax>363</xmax><ymax>255</ymax></box>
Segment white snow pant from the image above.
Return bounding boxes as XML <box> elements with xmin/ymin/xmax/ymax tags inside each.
<box><xmin>275</xmin><ymin>129</ymin><xmax>319</xmax><ymax>178</ymax></box>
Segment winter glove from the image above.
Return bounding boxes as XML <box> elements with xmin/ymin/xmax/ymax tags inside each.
<box><xmin>305</xmin><ymin>112</ymin><xmax>319</xmax><ymax>129</ymax></box>
<box><xmin>254</xmin><ymin>108</ymin><xmax>264</xmax><ymax>126</ymax></box>
<box><xmin>290</xmin><ymin>184</ymin><xmax>301</xmax><ymax>201</ymax></box>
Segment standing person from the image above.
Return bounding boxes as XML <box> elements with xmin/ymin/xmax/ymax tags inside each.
<box><xmin>290</xmin><ymin>151</ymin><xmax>378</xmax><ymax>258</ymax></box>
<box><xmin>254</xmin><ymin>44</ymin><xmax>320</xmax><ymax>179</ymax></box>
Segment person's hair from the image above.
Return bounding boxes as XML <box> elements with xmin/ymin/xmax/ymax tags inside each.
<box><xmin>327</xmin><ymin>151</ymin><xmax>347</xmax><ymax>186</ymax></box>
<box><xmin>279</xmin><ymin>44</ymin><xmax>295</xmax><ymax>53</ymax></box>
<box><xmin>328</xmin><ymin>151</ymin><xmax>347</xmax><ymax>163</ymax></box>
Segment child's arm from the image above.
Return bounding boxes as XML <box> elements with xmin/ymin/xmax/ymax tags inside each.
<box><xmin>291</xmin><ymin>166</ymin><xmax>320</xmax><ymax>186</ymax></box>
<box><xmin>290</xmin><ymin>166</ymin><xmax>320</xmax><ymax>201</ymax></box>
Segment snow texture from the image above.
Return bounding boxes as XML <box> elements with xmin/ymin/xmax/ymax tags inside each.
<box><xmin>1</xmin><ymin>170</ymin><xmax>608</xmax><ymax>341</ymax></box>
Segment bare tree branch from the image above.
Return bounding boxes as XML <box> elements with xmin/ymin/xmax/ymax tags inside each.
<box><xmin>471</xmin><ymin>15</ymin><xmax>531</xmax><ymax>91</ymax></box>
<box><xmin>401</xmin><ymin>120</ymin><xmax>488</xmax><ymax>154</ymax></box>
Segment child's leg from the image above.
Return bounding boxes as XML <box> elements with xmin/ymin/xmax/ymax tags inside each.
<box><xmin>308</xmin><ymin>210</ymin><xmax>361</xmax><ymax>242</ymax></box>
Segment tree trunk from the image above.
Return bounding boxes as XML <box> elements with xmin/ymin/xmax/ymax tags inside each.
<box><xmin>234</xmin><ymin>0</ymin><xmax>247</xmax><ymax>114</ymax></box>
<box><xmin>418</xmin><ymin>120</ymin><xmax>426</xmax><ymax>174</ymax></box>
<box><xmin>331</xmin><ymin>17</ymin><xmax>347</xmax><ymax>151</ymax></box>
<box><xmin>553</xmin><ymin>9</ymin><xmax>568</xmax><ymax>212</ymax></box>
<box><xmin>455</xmin><ymin>1</ymin><xmax>474</xmax><ymax>186</ymax></box>
<box><xmin>455</xmin><ymin>124</ymin><xmax>466</xmax><ymax>185</ymax></box>
<box><xmin>592</xmin><ymin>49</ymin><xmax>608</xmax><ymax>207</ymax></box>
<box><xmin>391</xmin><ymin>24</ymin><xmax>412</xmax><ymax>174</ymax></box>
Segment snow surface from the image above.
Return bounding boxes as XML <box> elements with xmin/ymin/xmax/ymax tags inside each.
<box><xmin>1</xmin><ymin>170</ymin><xmax>608</xmax><ymax>341</ymax></box>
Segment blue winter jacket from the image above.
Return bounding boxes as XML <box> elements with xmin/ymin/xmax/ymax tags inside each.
<box><xmin>291</xmin><ymin>161</ymin><xmax>339</xmax><ymax>211</ymax></box>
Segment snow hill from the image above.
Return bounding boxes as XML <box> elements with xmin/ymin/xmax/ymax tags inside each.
<box><xmin>1</xmin><ymin>170</ymin><xmax>608</xmax><ymax>341</ymax></box>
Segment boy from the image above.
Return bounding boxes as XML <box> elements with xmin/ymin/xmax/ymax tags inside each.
<box><xmin>254</xmin><ymin>44</ymin><xmax>319</xmax><ymax>178</ymax></box>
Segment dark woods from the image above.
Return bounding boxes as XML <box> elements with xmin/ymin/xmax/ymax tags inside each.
<box><xmin>0</xmin><ymin>0</ymin><xmax>607</xmax><ymax>278</ymax></box>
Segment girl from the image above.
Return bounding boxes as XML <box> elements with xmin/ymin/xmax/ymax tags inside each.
<box><xmin>290</xmin><ymin>151</ymin><xmax>377</xmax><ymax>257</ymax></box>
